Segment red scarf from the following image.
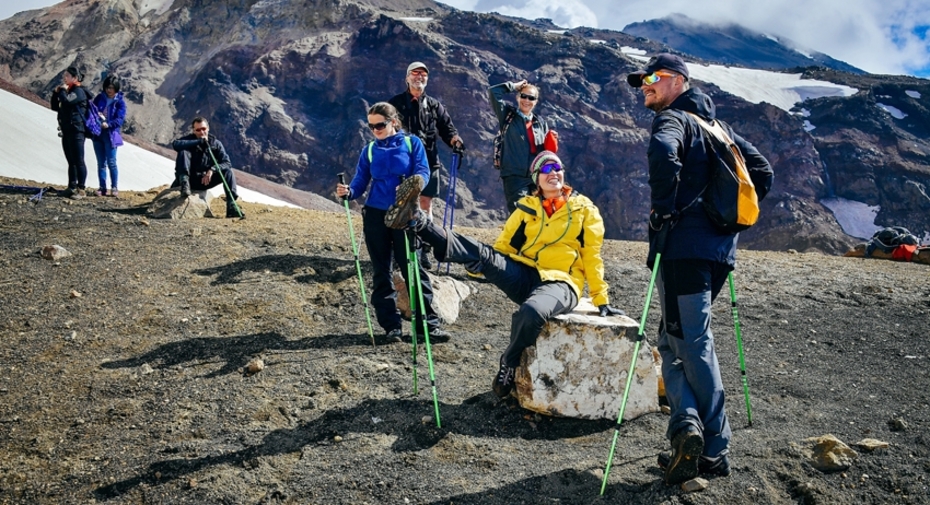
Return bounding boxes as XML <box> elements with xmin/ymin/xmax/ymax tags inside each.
<box><xmin>541</xmin><ymin>187</ymin><xmax>572</xmax><ymax>217</ymax></box>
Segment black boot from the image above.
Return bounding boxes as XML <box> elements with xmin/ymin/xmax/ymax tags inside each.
<box><xmin>179</xmin><ymin>176</ymin><xmax>191</xmax><ymax>197</ymax></box>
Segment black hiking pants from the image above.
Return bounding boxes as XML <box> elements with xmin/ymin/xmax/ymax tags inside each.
<box><xmin>61</xmin><ymin>129</ymin><xmax>87</xmax><ymax>189</ymax></box>
<box><xmin>175</xmin><ymin>151</ymin><xmax>239</xmax><ymax>202</ymax></box>
<box><xmin>416</xmin><ymin>221</ymin><xmax>577</xmax><ymax>366</ymax></box>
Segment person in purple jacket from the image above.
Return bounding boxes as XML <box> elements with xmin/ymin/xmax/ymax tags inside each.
<box><xmin>91</xmin><ymin>74</ymin><xmax>127</xmax><ymax>197</ymax></box>
<box><xmin>335</xmin><ymin>102</ymin><xmax>450</xmax><ymax>345</ymax></box>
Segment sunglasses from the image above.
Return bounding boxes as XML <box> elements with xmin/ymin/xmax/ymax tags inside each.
<box><xmin>538</xmin><ymin>163</ymin><xmax>563</xmax><ymax>175</ymax></box>
<box><xmin>519</xmin><ymin>93</ymin><xmax>538</xmax><ymax>101</ymax></box>
<box><xmin>641</xmin><ymin>71</ymin><xmax>678</xmax><ymax>86</ymax></box>
<box><xmin>194</xmin><ymin>127</ymin><xmax>208</xmax><ymax>132</ymax></box>
<box><xmin>409</xmin><ymin>70</ymin><xmax>427</xmax><ymax>76</ymax></box>
<box><xmin>368</xmin><ymin>121</ymin><xmax>391</xmax><ymax>131</ymax></box>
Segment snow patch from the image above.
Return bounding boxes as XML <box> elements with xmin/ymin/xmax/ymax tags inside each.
<box><xmin>547</xmin><ymin>30</ymin><xmax>568</xmax><ymax>35</ymax></box>
<box><xmin>797</xmin><ymin>108</ymin><xmax>811</xmax><ymax>117</ymax></box>
<box><xmin>877</xmin><ymin>103</ymin><xmax>907</xmax><ymax>119</ymax></box>
<box><xmin>803</xmin><ymin>120</ymin><xmax>816</xmax><ymax>132</ymax></box>
<box><xmin>905</xmin><ymin>90</ymin><xmax>921</xmax><ymax>99</ymax></box>
<box><xmin>399</xmin><ymin>17</ymin><xmax>433</xmax><ymax>22</ymax></box>
<box><xmin>621</xmin><ymin>47</ymin><xmax>647</xmax><ymax>56</ymax></box>
<box><xmin>763</xmin><ymin>33</ymin><xmax>779</xmax><ymax>43</ymax></box>
<box><xmin>140</xmin><ymin>0</ymin><xmax>174</xmax><ymax>16</ymax></box>
<box><xmin>685</xmin><ymin>63</ymin><xmax>858</xmax><ymax>112</ymax></box>
<box><xmin>589</xmin><ymin>39</ymin><xmax>605</xmax><ymax>44</ymax></box>
<box><xmin>820</xmin><ymin>198</ymin><xmax>882</xmax><ymax>240</ymax></box>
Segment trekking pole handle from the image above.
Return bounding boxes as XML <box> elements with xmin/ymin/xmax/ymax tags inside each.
<box><xmin>338</xmin><ymin>173</ymin><xmax>346</xmax><ymax>185</ymax></box>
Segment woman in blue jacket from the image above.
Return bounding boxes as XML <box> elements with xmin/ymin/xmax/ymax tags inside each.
<box><xmin>91</xmin><ymin>74</ymin><xmax>127</xmax><ymax>197</ymax></box>
<box><xmin>335</xmin><ymin>102</ymin><xmax>450</xmax><ymax>344</ymax></box>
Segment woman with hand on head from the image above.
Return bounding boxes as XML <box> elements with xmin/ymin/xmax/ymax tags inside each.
<box><xmin>50</xmin><ymin>66</ymin><xmax>90</xmax><ymax>199</ymax></box>
<box><xmin>335</xmin><ymin>102</ymin><xmax>451</xmax><ymax>345</ymax></box>
<box><xmin>91</xmin><ymin>74</ymin><xmax>127</xmax><ymax>197</ymax></box>
<box><xmin>488</xmin><ymin>79</ymin><xmax>559</xmax><ymax>213</ymax></box>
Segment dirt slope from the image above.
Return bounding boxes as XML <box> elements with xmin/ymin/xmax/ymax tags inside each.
<box><xmin>1</xmin><ymin>176</ymin><xmax>929</xmax><ymax>504</ymax></box>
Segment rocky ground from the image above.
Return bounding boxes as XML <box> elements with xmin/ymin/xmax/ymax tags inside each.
<box><xmin>1</xmin><ymin>176</ymin><xmax>929</xmax><ymax>505</ymax></box>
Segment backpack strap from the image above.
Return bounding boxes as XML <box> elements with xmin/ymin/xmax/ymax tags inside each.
<box><xmin>367</xmin><ymin>135</ymin><xmax>413</xmax><ymax>163</ymax></box>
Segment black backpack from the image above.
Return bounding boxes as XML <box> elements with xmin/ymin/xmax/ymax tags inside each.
<box><xmin>866</xmin><ymin>226</ymin><xmax>919</xmax><ymax>256</ymax></box>
<box><xmin>492</xmin><ymin>108</ymin><xmax>517</xmax><ymax>170</ymax></box>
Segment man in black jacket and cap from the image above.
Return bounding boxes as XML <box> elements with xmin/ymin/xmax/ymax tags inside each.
<box><xmin>172</xmin><ymin>117</ymin><xmax>243</xmax><ymax>218</ymax></box>
<box><xmin>389</xmin><ymin>61</ymin><xmax>464</xmax><ymax>268</ymax></box>
<box><xmin>627</xmin><ymin>54</ymin><xmax>774</xmax><ymax>485</ymax></box>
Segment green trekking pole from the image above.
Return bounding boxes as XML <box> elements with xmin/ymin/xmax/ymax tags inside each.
<box><xmin>728</xmin><ymin>271</ymin><xmax>753</xmax><ymax>426</ymax></box>
<box><xmin>406</xmin><ymin>230</ymin><xmax>419</xmax><ymax>395</ymax></box>
<box><xmin>600</xmin><ymin>225</ymin><xmax>668</xmax><ymax>495</ymax></box>
<box><xmin>206</xmin><ymin>147</ymin><xmax>243</xmax><ymax>219</ymax></box>
<box><xmin>405</xmin><ymin>228</ymin><xmax>442</xmax><ymax>428</ymax></box>
<box><xmin>338</xmin><ymin>173</ymin><xmax>375</xmax><ymax>347</ymax></box>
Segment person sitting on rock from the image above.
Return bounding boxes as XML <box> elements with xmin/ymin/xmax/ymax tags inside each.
<box><xmin>336</xmin><ymin>102</ymin><xmax>451</xmax><ymax>345</ymax></box>
<box><xmin>171</xmin><ymin>117</ymin><xmax>243</xmax><ymax>218</ymax></box>
<box><xmin>383</xmin><ymin>150</ymin><xmax>625</xmax><ymax>397</ymax></box>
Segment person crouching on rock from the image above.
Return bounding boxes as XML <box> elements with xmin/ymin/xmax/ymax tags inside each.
<box><xmin>383</xmin><ymin>150</ymin><xmax>625</xmax><ymax>397</ymax></box>
<box><xmin>171</xmin><ymin>117</ymin><xmax>243</xmax><ymax>218</ymax></box>
<box><xmin>335</xmin><ymin>102</ymin><xmax>451</xmax><ymax>345</ymax></box>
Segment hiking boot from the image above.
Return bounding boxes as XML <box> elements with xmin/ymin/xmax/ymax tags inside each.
<box><xmin>226</xmin><ymin>205</ymin><xmax>244</xmax><ymax>219</ymax></box>
<box><xmin>379</xmin><ymin>328</ymin><xmax>403</xmax><ymax>344</ymax></box>
<box><xmin>658</xmin><ymin>452</ymin><xmax>731</xmax><ymax>478</ymax></box>
<box><xmin>59</xmin><ymin>187</ymin><xmax>75</xmax><ymax>198</ymax></box>
<box><xmin>418</xmin><ymin>248</ymin><xmax>433</xmax><ymax>270</ymax></box>
<box><xmin>384</xmin><ymin>175</ymin><xmax>424</xmax><ymax>229</ymax></box>
<box><xmin>95</xmin><ymin>188</ymin><xmax>107</xmax><ymax>197</ymax></box>
<box><xmin>664</xmin><ymin>426</ymin><xmax>704</xmax><ymax>485</ymax></box>
<box><xmin>110</xmin><ymin>188</ymin><xmax>119</xmax><ymax>198</ymax></box>
<box><xmin>179</xmin><ymin>176</ymin><xmax>192</xmax><ymax>197</ymax></box>
<box><xmin>492</xmin><ymin>358</ymin><xmax>516</xmax><ymax>398</ymax></box>
<box><xmin>426</xmin><ymin>327</ymin><xmax>450</xmax><ymax>343</ymax></box>
<box><xmin>69</xmin><ymin>191</ymin><xmax>85</xmax><ymax>200</ymax></box>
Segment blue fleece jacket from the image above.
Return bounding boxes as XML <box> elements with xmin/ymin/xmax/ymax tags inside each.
<box><xmin>347</xmin><ymin>131</ymin><xmax>430</xmax><ymax>210</ymax></box>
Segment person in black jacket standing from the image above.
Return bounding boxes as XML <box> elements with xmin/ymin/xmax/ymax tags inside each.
<box><xmin>50</xmin><ymin>66</ymin><xmax>90</xmax><ymax>199</ymax></box>
<box><xmin>389</xmin><ymin>61</ymin><xmax>463</xmax><ymax>268</ymax></box>
<box><xmin>627</xmin><ymin>54</ymin><xmax>774</xmax><ymax>485</ymax></box>
<box><xmin>172</xmin><ymin>117</ymin><xmax>243</xmax><ymax>218</ymax></box>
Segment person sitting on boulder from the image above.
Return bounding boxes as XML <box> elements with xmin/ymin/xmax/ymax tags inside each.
<box><xmin>383</xmin><ymin>150</ymin><xmax>625</xmax><ymax>397</ymax></box>
<box><xmin>171</xmin><ymin>117</ymin><xmax>243</xmax><ymax>218</ymax></box>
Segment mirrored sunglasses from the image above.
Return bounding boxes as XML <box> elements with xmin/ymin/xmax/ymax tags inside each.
<box><xmin>194</xmin><ymin>127</ymin><xmax>208</xmax><ymax>132</ymax></box>
<box><xmin>538</xmin><ymin>163</ymin><xmax>563</xmax><ymax>174</ymax></box>
<box><xmin>641</xmin><ymin>71</ymin><xmax>677</xmax><ymax>86</ymax></box>
<box><xmin>519</xmin><ymin>93</ymin><xmax>538</xmax><ymax>101</ymax></box>
<box><xmin>368</xmin><ymin>121</ymin><xmax>390</xmax><ymax>131</ymax></box>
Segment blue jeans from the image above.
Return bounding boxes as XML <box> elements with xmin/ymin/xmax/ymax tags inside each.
<box><xmin>93</xmin><ymin>134</ymin><xmax>118</xmax><ymax>190</ymax></box>
<box><xmin>656</xmin><ymin>258</ymin><xmax>732</xmax><ymax>459</ymax></box>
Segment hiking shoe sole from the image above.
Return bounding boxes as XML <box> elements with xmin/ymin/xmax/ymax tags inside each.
<box><xmin>384</xmin><ymin>175</ymin><xmax>424</xmax><ymax>229</ymax></box>
<box><xmin>665</xmin><ymin>428</ymin><xmax>704</xmax><ymax>485</ymax></box>
<box><xmin>658</xmin><ymin>452</ymin><xmax>731</xmax><ymax>478</ymax></box>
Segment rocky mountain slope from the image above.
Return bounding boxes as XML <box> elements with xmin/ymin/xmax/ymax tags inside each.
<box><xmin>1</xmin><ymin>0</ymin><xmax>929</xmax><ymax>253</ymax></box>
<box><xmin>1</xmin><ymin>174</ymin><xmax>929</xmax><ymax>504</ymax></box>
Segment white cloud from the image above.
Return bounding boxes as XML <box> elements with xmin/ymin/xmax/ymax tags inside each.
<box><xmin>450</xmin><ymin>0</ymin><xmax>930</xmax><ymax>77</ymax></box>
<box><xmin>473</xmin><ymin>0</ymin><xmax>597</xmax><ymax>30</ymax></box>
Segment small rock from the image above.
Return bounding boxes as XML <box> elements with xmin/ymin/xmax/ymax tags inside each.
<box><xmin>40</xmin><ymin>245</ymin><xmax>71</xmax><ymax>261</ymax></box>
<box><xmin>376</xmin><ymin>363</ymin><xmax>390</xmax><ymax>371</ymax></box>
<box><xmin>333</xmin><ymin>435</ymin><xmax>343</xmax><ymax>442</ymax></box>
<box><xmin>421</xmin><ymin>415</ymin><xmax>432</xmax><ymax>424</ymax></box>
<box><xmin>140</xmin><ymin>364</ymin><xmax>154</xmax><ymax>375</ymax></box>
<box><xmin>661</xmin><ymin>405</ymin><xmax>671</xmax><ymax>415</ymax></box>
<box><xmin>139</xmin><ymin>218</ymin><xmax>150</xmax><ymax>226</ymax></box>
<box><xmin>245</xmin><ymin>358</ymin><xmax>264</xmax><ymax>374</ymax></box>
<box><xmin>482</xmin><ymin>344</ymin><xmax>493</xmax><ymax>351</ymax></box>
<box><xmin>187</xmin><ymin>478</ymin><xmax>197</xmax><ymax>488</ymax></box>
<box><xmin>855</xmin><ymin>438</ymin><xmax>889</xmax><ymax>452</ymax></box>
<box><xmin>69</xmin><ymin>290</ymin><xmax>82</xmax><ymax>299</ymax></box>
<box><xmin>888</xmin><ymin>418</ymin><xmax>908</xmax><ymax>431</ymax></box>
<box><xmin>787</xmin><ymin>249</ymin><xmax>798</xmax><ymax>254</ymax></box>
<box><xmin>803</xmin><ymin>434</ymin><xmax>858</xmax><ymax>472</ymax></box>
<box><xmin>681</xmin><ymin>477</ymin><xmax>709</xmax><ymax>492</ymax></box>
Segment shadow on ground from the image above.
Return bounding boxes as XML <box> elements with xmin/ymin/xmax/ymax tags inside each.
<box><xmin>193</xmin><ymin>254</ymin><xmax>361</xmax><ymax>285</ymax></box>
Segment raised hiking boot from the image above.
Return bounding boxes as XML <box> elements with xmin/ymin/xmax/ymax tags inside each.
<box><xmin>492</xmin><ymin>358</ymin><xmax>516</xmax><ymax>398</ymax></box>
<box><xmin>384</xmin><ymin>175</ymin><xmax>424</xmax><ymax>229</ymax></box>
<box><xmin>179</xmin><ymin>176</ymin><xmax>192</xmax><ymax>197</ymax></box>
<box><xmin>658</xmin><ymin>452</ymin><xmax>731</xmax><ymax>478</ymax></box>
<box><xmin>664</xmin><ymin>426</ymin><xmax>704</xmax><ymax>485</ymax></box>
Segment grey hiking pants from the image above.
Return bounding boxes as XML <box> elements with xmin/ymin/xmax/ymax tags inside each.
<box><xmin>656</xmin><ymin>258</ymin><xmax>733</xmax><ymax>460</ymax></box>
<box><xmin>416</xmin><ymin>222</ymin><xmax>577</xmax><ymax>366</ymax></box>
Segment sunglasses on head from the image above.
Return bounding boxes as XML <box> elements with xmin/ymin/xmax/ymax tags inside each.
<box><xmin>538</xmin><ymin>163</ymin><xmax>563</xmax><ymax>175</ymax></box>
<box><xmin>641</xmin><ymin>71</ymin><xmax>678</xmax><ymax>86</ymax></box>
<box><xmin>368</xmin><ymin>120</ymin><xmax>391</xmax><ymax>131</ymax></box>
<box><xmin>519</xmin><ymin>93</ymin><xmax>538</xmax><ymax>101</ymax></box>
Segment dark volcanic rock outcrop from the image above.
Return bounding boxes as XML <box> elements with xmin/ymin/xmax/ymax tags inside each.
<box><xmin>1</xmin><ymin>1</ymin><xmax>929</xmax><ymax>252</ymax></box>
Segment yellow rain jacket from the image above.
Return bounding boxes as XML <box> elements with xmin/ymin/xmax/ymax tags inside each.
<box><xmin>493</xmin><ymin>191</ymin><xmax>610</xmax><ymax>306</ymax></box>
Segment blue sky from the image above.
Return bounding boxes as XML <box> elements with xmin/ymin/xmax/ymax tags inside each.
<box><xmin>3</xmin><ymin>0</ymin><xmax>928</xmax><ymax>77</ymax></box>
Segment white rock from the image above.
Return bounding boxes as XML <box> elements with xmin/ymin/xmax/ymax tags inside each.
<box><xmin>394</xmin><ymin>272</ymin><xmax>471</xmax><ymax>324</ymax></box>
<box><xmin>148</xmin><ymin>188</ymin><xmax>215</xmax><ymax>219</ymax></box>
<box><xmin>514</xmin><ymin>298</ymin><xmax>661</xmax><ymax>421</ymax></box>
<box><xmin>40</xmin><ymin>245</ymin><xmax>71</xmax><ymax>261</ymax></box>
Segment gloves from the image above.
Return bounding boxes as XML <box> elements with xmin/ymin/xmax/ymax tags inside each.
<box><xmin>649</xmin><ymin>209</ymin><xmax>676</xmax><ymax>231</ymax></box>
<box><xmin>200</xmin><ymin>137</ymin><xmax>210</xmax><ymax>147</ymax></box>
<box><xmin>598</xmin><ymin>304</ymin><xmax>625</xmax><ymax>317</ymax></box>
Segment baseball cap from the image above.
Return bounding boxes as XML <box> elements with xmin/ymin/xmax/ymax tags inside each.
<box><xmin>627</xmin><ymin>53</ymin><xmax>690</xmax><ymax>87</ymax></box>
<box><xmin>407</xmin><ymin>61</ymin><xmax>429</xmax><ymax>75</ymax></box>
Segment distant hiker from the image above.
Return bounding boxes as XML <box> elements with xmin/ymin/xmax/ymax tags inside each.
<box><xmin>488</xmin><ymin>79</ymin><xmax>558</xmax><ymax>213</ymax></box>
<box><xmin>90</xmin><ymin>74</ymin><xmax>126</xmax><ymax>198</ymax></box>
<box><xmin>50</xmin><ymin>66</ymin><xmax>89</xmax><ymax>199</ymax></box>
<box><xmin>627</xmin><ymin>53</ymin><xmax>774</xmax><ymax>485</ymax></box>
<box><xmin>383</xmin><ymin>150</ymin><xmax>624</xmax><ymax>397</ymax></box>
<box><xmin>335</xmin><ymin>102</ymin><xmax>451</xmax><ymax>345</ymax></box>
<box><xmin>389</xmin><ymin>61</ymin><xmax>464</xmax><ymax>270</ymax></box>
<box><xmin>171</xmin><ymin>117</ymin><xmax>243</xmax><ymax>218</ymax></box>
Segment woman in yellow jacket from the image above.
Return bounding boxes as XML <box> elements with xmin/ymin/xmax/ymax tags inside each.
<box><xmin>385</xmin><ymin>151</ymin><xmax>625</xmax><ymax>397</ymax></box>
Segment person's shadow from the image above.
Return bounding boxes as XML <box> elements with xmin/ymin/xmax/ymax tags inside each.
<box><xmin>192</xmin><ymin>254</ymin><xmax>361</xmax><ymax>285</ymax></box>
<box><xmin>93</xmin><ymin>395</ymin><xmax>615</xmax><ymax>500</ymax></box>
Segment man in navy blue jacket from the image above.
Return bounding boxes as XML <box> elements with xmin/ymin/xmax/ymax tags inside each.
<box><xmin>172</xmin><ymin>117</ymin><xmax>242</xmax><ymax>218</ymax></box>
<box><xmin>628</xmin><ymin>54</ymin><xmax>774</xmax><ymax>485</ymax></box>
